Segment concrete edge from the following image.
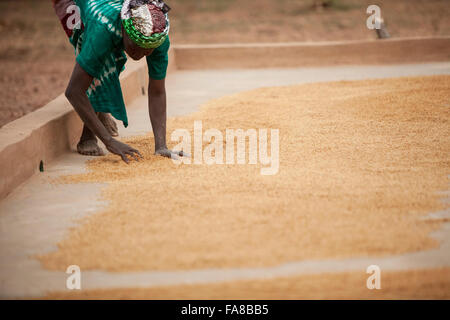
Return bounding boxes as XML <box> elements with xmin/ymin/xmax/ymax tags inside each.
<box><xmin>173</xmin><ymin>36</ymin><xmax>450</xmax><ymax>49</ymax></box>
<box><xmin>173</xmin><ymin>36</ymin><xmax>450</xmax><ymax>70</ymax></box>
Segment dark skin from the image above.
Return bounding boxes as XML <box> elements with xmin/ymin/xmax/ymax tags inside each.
<box><xmin>65</xmin><ymin>25</ymin><xmax>185</xmax><ymax>163</ymax></box>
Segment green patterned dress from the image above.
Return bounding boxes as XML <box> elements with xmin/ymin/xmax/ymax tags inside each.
<box><xmin>65</xmin><ymin>0</ymin><xmax>170</xmax><ymax>127</ymax></box>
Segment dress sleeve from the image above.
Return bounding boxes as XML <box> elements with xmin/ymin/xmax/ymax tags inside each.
<box><xmin>146</xmin><ymin>36</ymin><xmax>170</xmax><ymax>80</ymax></box>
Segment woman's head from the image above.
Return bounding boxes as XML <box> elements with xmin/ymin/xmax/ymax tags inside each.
<box><xmin>122</xmin><ymin>25</ymin><xmax>154</xmax><ymax>60</ymax></box>
<box><xmin>121</xmin><ymin>0</ymin><xmax>170</xmax><ymax>59</ymax></box>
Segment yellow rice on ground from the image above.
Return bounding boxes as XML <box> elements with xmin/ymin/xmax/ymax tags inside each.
<box><xmin>38</xmin><ymin>76</ymin><xmax>450</xmax><ymax>273</ymax></box>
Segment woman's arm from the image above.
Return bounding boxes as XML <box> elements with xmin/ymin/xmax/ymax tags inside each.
<box><xmin>65</xmin><ymin>62</ymin><xmax>142</xmax><ymax>163</ymax></box>
<box><xmin>148</xmin><ymin>78</ymin><xmax>167</xmax><ymax>152</ymax></box>
<box><xmin>65</xmin><ymin>62</ymin><xmax>112</xmax><ymax>144</ymax></box>
<box><xmin>148</xmin><ymin>78</ymin><xmax>186</xmax><ymax>159</ymax></box>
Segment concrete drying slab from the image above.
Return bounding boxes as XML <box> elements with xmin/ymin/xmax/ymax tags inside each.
<box><xmin>1</xmin><ymin>63</ymin><xmax>449</xmax><ymax>298</ymax></box>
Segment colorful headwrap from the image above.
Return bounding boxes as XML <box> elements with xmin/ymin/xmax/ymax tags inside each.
<box><xmin>121</xmin><ymin>0</ymin><xmax>170</xmax><ymax>49</ymax></box>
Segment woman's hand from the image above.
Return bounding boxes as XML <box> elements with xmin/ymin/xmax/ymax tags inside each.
<box><xmin>105</xmin><ymin>138</ymin><xmax>142</xmax><ymax>164</ymax></box>
<box><xmin>155</xmin><ymin>147</ymin><xmax>190</xmax><ymax>160</ymax></box>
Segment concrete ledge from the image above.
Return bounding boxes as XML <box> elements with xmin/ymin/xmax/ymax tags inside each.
<box><xmin>173</xmin><ymin>36</ymin><xmax>450</xmax><ymax>70</ymax></box>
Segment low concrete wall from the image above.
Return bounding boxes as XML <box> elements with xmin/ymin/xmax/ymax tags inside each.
<box><xmin>173</xmin><ymin>37</ymin><xmax>450</xmax><ymax>70</ymax></box>
<box><xmin>0</xmin><ymin>95</ymin><xmax>81</xmax><ymax>200</ymax></box>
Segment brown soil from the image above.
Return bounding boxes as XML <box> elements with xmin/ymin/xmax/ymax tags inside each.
<box><xmin>44</xmin><ymin>268</ymin><xmax>450</xmax><ymax>299</ymax></box>
<box><xmin>0</xmin><ymin>0</ymin><xmax>449</xmax><ymax>127</ymax></box>
<box><xmin>37</xmin><ymin>76</ymin><xmax>450</xmax><ymax>272</ymax></box>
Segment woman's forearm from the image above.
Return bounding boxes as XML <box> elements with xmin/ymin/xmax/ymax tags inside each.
<box><xmin>64</xmin><ymin>63</ymin><xmax>141</xmax><ymax>163</ymax></box>
<box><xmin>65</xmin><ymin>62</ymin><xmax>112</xmax><ymax>145</ymax></box>
<box><xmin>65</xmin><ymin>89</ymin><xmax>112</xmax><ymax>144</ymax></box>
<box><xmin>148</xmin><ymin>79</ymin><xmax>167</xmax><ymax>151</ymax></box>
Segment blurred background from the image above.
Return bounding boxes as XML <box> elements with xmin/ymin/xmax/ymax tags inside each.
<box><xmin>0</xmin><ymin>0</ymin><xmax>449</xmax><ymax>127</ymax></box>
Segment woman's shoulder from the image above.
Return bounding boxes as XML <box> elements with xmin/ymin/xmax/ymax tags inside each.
<box><xmin>79</xmin><ymin>0</ymin><xmax>123</xmax><ymax>38</ymax></box>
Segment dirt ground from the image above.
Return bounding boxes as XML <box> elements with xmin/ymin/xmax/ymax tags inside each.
<box><xmin>44</xmin><ymin>268</ymin><xmax>450</xmax><ymax>299</ymax></box>
<box><xmin>0</xmin><ymin>0</ymin><xmax>449</xmax><ymax>127</ymax></box>
<box><xmin>38</xmin><ymin>76</ymin><xmax>450</xmax><ymax>273</ymax></box>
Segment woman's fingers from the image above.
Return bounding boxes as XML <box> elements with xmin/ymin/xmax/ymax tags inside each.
<box><xmin>106</xmin><ymin>139</ymin><xmax>142</xmax><ymax>163</ymax></box>
<box><xmin>179</xmin><ymin>150</ymin><xmax>191</xmax><ymax>158</ymax></box>
<box><xmin>170</xmin><ymin>153</ymin><xmax>180</xmax><ymax>160</ymax></box>
<box><xmin>120</xmin><ymin>153</ymin><xmax>130</xmax><ymax>164</ymax></box>
<box><xmin>171</xmin><ymin>150</ymin><xmax>190</xmax><ymax>158</ymax></box>
<box><xmin>155</xmin><ymin>148</ymin><xmax>191</xmax><ymax>159</ymax></box>
<box><xmin>131</xmin><ymin>147</ymin><xmax>143</xmax><ymax>158</ymax></box>
<box><xmin>126</xmin><ymin>150</ymin><xmax>140</xmax><ymax>162</ymax></box>
<box><xmin>117</xmin><ymin>147</ymin><xmax>190</xmax><ymax>162</ymax></box>
<box><xmin>156</xmin><ymin>149</ymin><xmax>172</xmax><ymax>158</ymax></box>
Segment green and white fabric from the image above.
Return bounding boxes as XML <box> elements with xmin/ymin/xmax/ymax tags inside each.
<box><xmin>121</xmin><ymin>0</ymin><xmax>170</xmax><ymax>49</ymax></box>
